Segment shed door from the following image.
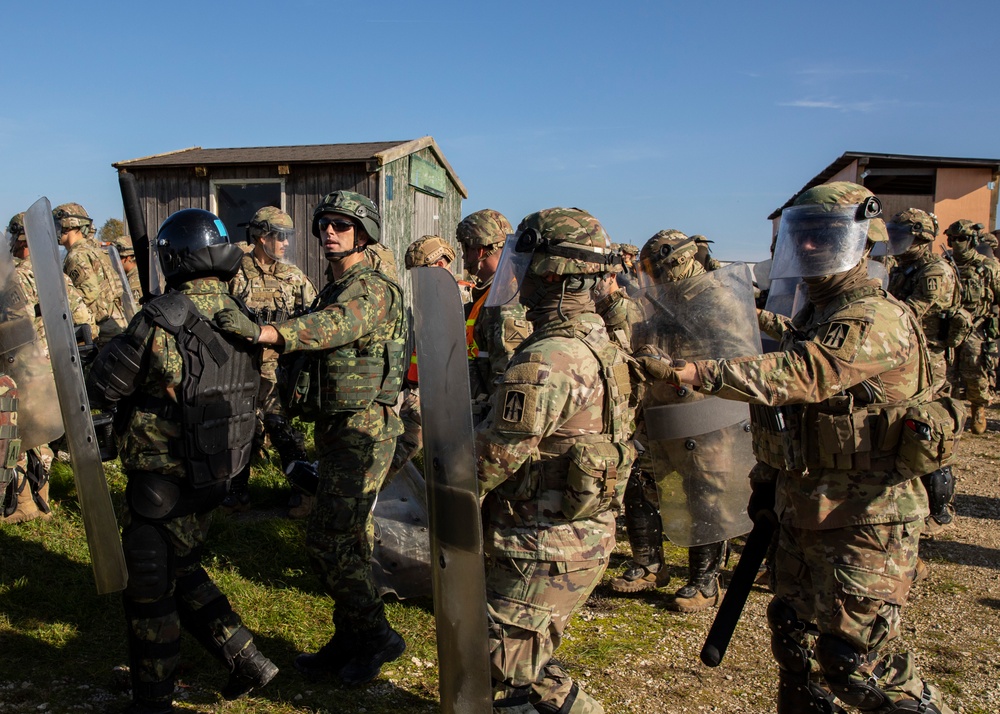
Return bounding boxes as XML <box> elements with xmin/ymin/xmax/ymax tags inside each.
<box><xmin>412</xmin><ymin>192</ymin><xmax>441</xmax><ymax>238</ymax></box>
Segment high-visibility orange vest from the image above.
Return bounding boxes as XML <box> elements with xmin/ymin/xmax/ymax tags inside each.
<box><xmin>466</xmin><ymin>289</ymin><xmax>489</xmax><ymax>359</ymax></box>
<box><xmin>406</xmin><ymin>349</ymin><xmax>419</xmax><ymax>384</ymax></box>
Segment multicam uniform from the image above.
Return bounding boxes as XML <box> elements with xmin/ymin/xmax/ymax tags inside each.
<box><xmin>14</xmin><ymin>255</ymin><xmax>97</xmax><ymax>345</ymax></box>
<box><xmin>63</xmin><ymin>236</ymin><xmax>127</xmax><ymax>345</ymax></box>
<box><xmin>275</xmin><ymin>260</ymin><xmax>406</xmax><ymax>637</ymax></box>
<box><xmin>888</xmin><ymin>250</ymin><xmax>958</xmax><ymax>397</ymax></box>
<box><xmin>950</xmin><ymin>239</ymin><xmax>1000</xmax><ymax>410</ymax></box>
<box><xmin>229</xmin><ymin>251</ymin><xmax>316</xmax><ymax>466</ymax></box>
<box><xmin>476</xmin><ymin>207</ymin><xmax>632</xmax><ymax>714</ymax></box>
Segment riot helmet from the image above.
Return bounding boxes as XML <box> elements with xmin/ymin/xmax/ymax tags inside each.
<box><xmin>769</xmin><ymin>182</ymin><xmax>884</xmax><ymax>280</ymax></box>
<box><xmin>404</xmin><ymin>235</ymin><xmax>456</xmax><ymax>269</ymax></box>
<box><xmin>244</xmin><ymin>206</ymin><xmax>295</xmax><ymax>263</ymax></box>
<box><xmin>638</xmin><ymin>229</ymin><xmax>700</xmax><ymax>285</ymax></box>
<box><xmin>486</xmin><ymin>207</ymin><xmax>616</xmax><ymax>311</ymax></box>
<box><xmin>886</xmin><ymin>208</ymin><xmax>939</xmax><ymax>257</ymax></box>
<box><xmin>52</xmin><ymin>202</ymin><xmax>94</xmax><ymax>241</ymax></box>
<box><xmin>155</xmin><ymin>208</ymin><xmax>243</xmax><ymax>285</ymax></box>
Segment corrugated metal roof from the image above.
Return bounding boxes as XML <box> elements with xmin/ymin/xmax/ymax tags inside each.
<box><xmin>769</xmin><ymin>151</ymin><xmax>1000</xmax><ymax>219</ymax></box>
<box><xmin>114</xmin><ymin>140</ymin><xmax>411</xmax><ymax>168</ymax></box>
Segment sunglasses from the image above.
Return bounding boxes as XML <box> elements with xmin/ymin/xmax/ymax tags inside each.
<box><xmin>318</xmin><ymin>217</ymin><xmax>356</xmax><ymax>233</ymax></box>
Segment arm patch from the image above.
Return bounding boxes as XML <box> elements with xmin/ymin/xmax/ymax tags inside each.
<box><xmin>491</xmin><ymin>353</ymin><xmax>549</xmax><ymax>434</ymax></box>
<box><xmin>815</xmin><ymin>317</ymin><xmax>871</xmax><ymax>363</ymax></box>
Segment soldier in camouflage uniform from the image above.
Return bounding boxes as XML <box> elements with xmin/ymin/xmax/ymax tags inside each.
<box><xmin>111</xmin><ymin>234</ymin><xmax>144</xmax><ymax>305</ymax></box>
<box><xmin>4</xmin><ymin>213</ymin><xmax>96</xmax><ymax>522</ymax></box>
<box><xmin>946</xmin><ymin>219</ymin><xmax>1000</xmax><ymax>434</ymax></box>
<box><xmin>691</xmin><ymin>234</ymin><xmax>723</xmax><ymax>272</ymax></box>
<box><xmin>87</xmin><ymin>209</ymin><xmax>276</xmax><ymax>714</ymax></box>
<box><xmin>53</xmin><ymin>203</ymin><xmax>127</xmax><ymax>346</ymax></box>
<box><xmin>476</xmin><ymin>208</ymin><xmax>634</xmax><ymax>714</ymax></box>
<box><xmin>611</xmin><ymin>230</ymin><xmax>737</xmax><ymax>613</ymax></box>
<box><xmin>219</xmin><ymin>190</ymin><xmax>408</xmax><ymax>686</ymax></box>
<box><xmin>456</xmin><ymin>209</ymin><xmax>531</xmax><ymax>421</ymax></box>
<box><xmin>887</xmin><ymin>210</ymin><xmax>962</xmax><ymax>535</ymax></box>
<box><xmin>224</xmin><ymin>207</ymin><xmax>316</xmax><ymax>511</ymax></box>
<box><xmin>652</xmin><ymin>183</ymin><xmax>954</xmax><ymax>714</ymax></box>
<box><xmin>0</xmin><ymin>372</ymin><xmax>22</xmax><ymax>524</ymax></box>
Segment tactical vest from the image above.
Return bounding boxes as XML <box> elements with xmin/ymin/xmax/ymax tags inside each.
<box><xmin>231</xmin><ymin>257</ymin><xmax>300</xmax><ymax>324</ymax></box>
<box><xmin>750</xmin><ymin>286</ymin><xmax>934</xmax><ymax>475</ymax></box>
<box><xmin>503</xmin><ymin>317</ymin><xmax>634</xmax><ymax>520</ymax></box>
<box><xmin>954</xmin><ymin>255</ymin><xmax>994</xmax><ymax>320</ymax></box>
<box><xmin>132</xmin><ymin>293</ymin><xmax>258</xmax><ymax>487</ymax></box>
<box><xmin>285</xmin><ymin>267</ymin><xmax>406</xmax><ymax>418</ymax></box>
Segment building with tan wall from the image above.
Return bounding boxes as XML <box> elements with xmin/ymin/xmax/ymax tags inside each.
<box><xmin>769</xmin><ymin>152</ymin><xmax>1000</xmax><ymax>254</ymax></box>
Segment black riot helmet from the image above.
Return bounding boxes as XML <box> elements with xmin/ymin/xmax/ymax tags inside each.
<box><xmin>155</xmin><ymin>208</ymin><xmax>244</xmax><ymax>285</ymax></box>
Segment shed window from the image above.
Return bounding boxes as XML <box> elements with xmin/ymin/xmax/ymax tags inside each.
<box><xmin>213</xmin><ymin>181</ymin><xmax>284</xmax><ymax>242</ymax></box>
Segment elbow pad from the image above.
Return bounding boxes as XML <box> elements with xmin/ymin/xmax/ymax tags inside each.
<box><xmin>88</xmin><ymin>333</ymin><xmax>145</xmax><ymax>403</ymax></box>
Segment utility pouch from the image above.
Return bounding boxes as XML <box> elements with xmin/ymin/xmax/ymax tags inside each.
<box><xmin>895</xmin><ymin>397</ymin><xmax>966</xmax><ymax>480</ymax></box>
<box><xmin>562</xmin><ymin>440</ymin><xmax>627</xmax><ymax>520</ymax></box>
<box><xmin>278</xmin><ymin>353</ymin><xmax>321</xmax><ymax>421</ymax></box>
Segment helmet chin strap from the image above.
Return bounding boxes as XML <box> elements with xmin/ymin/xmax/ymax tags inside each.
<box><xmin>324</xmin><ymin>235</ymin><xmax>366</xmax><ymax>261</ymax></box>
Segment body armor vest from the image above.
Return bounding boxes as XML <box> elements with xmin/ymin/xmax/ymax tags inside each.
<box><xmin>506</xmin><ymin>316</ymin><xmax>634</xmax><ymax>520</ymax></box>
<box><xmin>889</xmin><ymin>252</ymin><xmax>959</xmax><ymax>347</ymax></box>
<box><xmin>285</xmin><ymin>267</ymin><xmax>406</xmax><ymax>418</ymax></box>
<box><xmin>231</xmin><ymin>257</ymin><xmax>302</xmax><ymax>324</ymax></box>
<box><xmin>954</xmin><ymin>255</ymin><xmax>994</xmax><ymax>320</ymax></box>
<box><xmin>750</xmin><ymin>286</ymin><xmax>932</xmax><ymax>475</ymax></box>
<box><xmin>134</xmin><ymin>293</ymin><xmax>259</xmax><ymax>487</ymax></box>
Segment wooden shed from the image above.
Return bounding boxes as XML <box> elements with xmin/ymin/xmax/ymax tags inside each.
<box><xmin>112</xmin><ymin>137</ymin><xmax>467</xmax><ymax>295</ymax></box>
<box><xmin>769</xmin><ymin>151</ymin><xmax>1000</xmax><ymax>254</ymax></box>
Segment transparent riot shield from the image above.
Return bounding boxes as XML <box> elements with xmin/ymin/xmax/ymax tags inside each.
<box><xmin>0</xmin><ymin>248</ymin><xmax>64</xmax><ymax>449</ymax></box>
<box><xmin>633</xmin><ymin>262</ymin><xmax>758</xmax><ymax>546</ymax></box>
<box><xmin>412</xmin><ymin>266</ymin><xmax>491</xmax><ymax>713</ymax></box>
<box><xmin>24</xmin><ymin>197</ymin><xmax>127</xmax><ymax>594</ymax></box>
<box><xmin>105</xmin><ymin>244</ymin><xmax>138</xmax><ymax>321</ymax></box>
<box><xmin>371</xmin><ymin>461</ymin><xmax>432</xmax><ymax>600</ymax></box>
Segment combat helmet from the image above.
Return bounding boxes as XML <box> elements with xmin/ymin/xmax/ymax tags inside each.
<box><xmin>513</xmin><ymin>207</ymin><xmax>617</xmax><ymax>278</ymax></box>
<box><xmin>456</xmin><ymin>209</ymin><xmax>512</xmax><ymax>249</ymax></box>
<box><xmin>638</xmin><ymin>229</ymin><xmax>699</xmax><ymax>283</ymax></box>
<box><xmin>111</xmin><ymin>234</ymin><xmax>135</xmax><ymax>257</ymax></box>
<box><xmin>770</xmin><ymin>181</ymin><xmax>884</xmax><ymax>280</ymax></box>
<box><xmin>311</xmin><ymin>190</ymin><xmax>380</xmax><ymax>242</ymax></box>
<box><xmin>246</xmin><ymin>206</ymin><xmax>294</xmax><ymax>243</ymax></box>
<box><xmin>404</xmin><ymin>235</ymin><xmax>456</xmax><ymax>269</ymax></box>
<box><xmin>886</xmin><ymin>208</ymin><xmax>939</xmax><ymax>256</ymax></box>
<box><xmin>53</xmin><ymin>203</ymin><xmax>94</xmax><ymax>238</ymax></box>
<box><xmin>155</xmin><ymin>208</ymin><xmax>243</xmax><ymax>284</ymax></box>
<box><xmin>7</xmin><ymin>213</ymin><xmax>25</xmax><ymax>253</ymax></box>
<box><xmin>945</xmin><ymin>219</ymin><xmax>984</xmax><ymax>242</ymax></box>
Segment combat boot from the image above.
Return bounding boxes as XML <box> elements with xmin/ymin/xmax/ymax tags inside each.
<box><xmin>612</xmin><ymin>468</ymin><xmax>668</xmax><ymax>593</ymax></box>
<box><xmin>970</xmin><ymin>403</ymin><xmax>987</xmax><ymax>434</ymax></box>
<box><xmin>776</xmin><ymin>669</ymin><xmax>846</xmax><ymax>713</ymax></box>
<box><xmin>222</xmin><ymin>467</ymin><xmax>251</xmax><ymax>512</ymax></box>
<box><xmin>221</xmin><ymin>644</ymin><xmax>278</xmax><ymax>700</ymax></box>
<box><xmin>294</xmin><ymin>630</ymin><xmax>354</xmax><ymax>681</ymax></box>
<box><xmin>1</xmin><ymin>472</ymin><xmax>49</xmax><ymax>524</ymax></box>
<box><xmin>338</xmin><ymin>619</ymin><xmax>406</xmax><ymax>686</ymax></box>
<box><xmin>667</xmin><ymin>541</ymin><xmax>725</xmax><ymax>613</ymax></box>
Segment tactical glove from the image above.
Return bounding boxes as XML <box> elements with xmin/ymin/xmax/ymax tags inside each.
<box><xmin>214</xmin><ymin>308</ymin><xmax>261</xmax><ymax>343</ymax></box>
<box><xmin>633</xmin><ymin>344</ymin><xmax>685</xmax><ymax>385</ymax></box>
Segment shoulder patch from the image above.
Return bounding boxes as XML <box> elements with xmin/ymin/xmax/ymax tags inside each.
<box><xmin>925</xmin><ymin>276</ymin><xmax>938</xmax><ymax>293</ymax></box>
<box><xmin>815</xmin><ymin>318</ymin><xmax>870</xmax><ymax>362</ymax></box>
<box><xmin>502</xmin><ymin>390</ymin><xmax>527</xmax><ymax>423</ymax></box>
<box><xmin>493</xmin><ymin>383</ymin><xmax>541</xmax><ymax>434</ymax></box>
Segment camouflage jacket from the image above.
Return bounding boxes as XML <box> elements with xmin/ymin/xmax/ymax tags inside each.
<box><xmin>229</xmin><ymin>252</ymin><xmax>317</xmax><ymax>381</ymax></box>
<box><xmin>468</xmin><ymin>282</ymin><xmax>532</xmax><ymax>399</ymax></box>
<box><xmin>951</xmin><ymin>250</ymin><xmax>1000</xmax><ymax>322</ymax></box>
<box><xmin>476</xmin><ymin>311</ymin><xmax>634</xmax><ymax>561</ymax></box>
<box><xmin>888</xmin><ymin>251</ymin><xmax>959</xmax><ymax>348</ymax></box>
<box><xmin>277</xmin><ymin>260</ymin><xmax>404</xmax><ymax>441</ymax></box>
<box><xmin>693</xmin><ymin>282</ymin><xmax>932</xmax><ymax>530</ymax></box>
<box><xmin>13</xmin><ymin>256</ymin><xmax>97</xmax><ymax>346</ymax></box>
<box><xmin>111</xmin><ymin>279</ymin><xmax>248</xmax><ymax>478</ymax></box>
<box><xmin>63</xmin><ymin>237</ymin><xmax>126</xmax><ymax>330</ymax></box>
<box><xmin>125</xmin><ymin>265</ymin><xmax>142</xmax><ymax>304</ymax></box>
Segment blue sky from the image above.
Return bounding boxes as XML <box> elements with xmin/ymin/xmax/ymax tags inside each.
<box><xmin>3</xmin><ymin>0</ymin><xmax>998</xmax><ymax>261</ymax></box>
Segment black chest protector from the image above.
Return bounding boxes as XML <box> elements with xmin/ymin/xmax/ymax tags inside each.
<box><xmin>142</xmin><ymin>292</ymin><xmax>259</xmax><ymax>487</ymax></box>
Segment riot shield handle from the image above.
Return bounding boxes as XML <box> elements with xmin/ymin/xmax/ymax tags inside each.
<box><xmin>118</xmin><ymin>170</ymin><xmax>152</xmax><ymax>300</ymax></box>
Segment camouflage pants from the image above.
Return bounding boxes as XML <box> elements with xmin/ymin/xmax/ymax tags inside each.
<box><xmin>306</xmin><ymin>422</ymin><xmax>395</xmax><ymax>634</ymax></box>
<box><xmin>389</xmin><ymin>387</ymin><xmax>422</xmax><ymax>478</ymax></box>
<box><xmin>771</xmin><ymin>520</ymin><xmax>949</xmax><ymax>710</ymax></box>
<box><xmin>955</xmin><ymin>330</ymin><xmax>997</xmax><ymax>405</ymax></box>
<box><xmin>487</xmin><ymin>555</ymin><xmax>607</xmax><ymax>713</ymax></box>
<box><xmin>121</xmin><ymin>504</ymin><xmax>248</xmax><ymax>705</ymax></box>
<box><xmin>928</xmin><ymin>344</ymin><xmax>951</xmax><ymax>398</ymax></box>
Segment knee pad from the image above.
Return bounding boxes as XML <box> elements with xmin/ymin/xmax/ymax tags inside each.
<box><xmin>767</xmin><ymin>598</ymin><xmax>813</xmax><ymax>674</ymax></box>
<box><xmin>123</xmin><ymin>522</ymin><xmax>173</xmax><ymax>600</ymax></box>
<box><xmin>126</xmin><ymin>474</ymin><xmax>182</xmax><ymax>521</ymax></box>
<box><xmin>815</xmin><ymin>634</ymin><xmax>887</xmax><ymax>710</ymax></box>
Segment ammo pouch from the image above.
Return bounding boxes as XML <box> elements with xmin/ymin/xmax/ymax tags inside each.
<box><xmin>945</xmin><ymin>307</ymin><xmax>975</xmax><ymax>348</ymax></box>
<box><xmin>562</xmin><ymin>437</ymin><xmax>629</xmax><ymax>520</ymax></box>
<box><xmin>801</xmin><ymin>395</ymin><xmax>901</xmax><ymax>473</ymax></box>
<box><xmin>278</xmin><ymin>352</ymin><xmax>318</xmax><ymax>420</ymax></box>
<box><xmin>983</xmin><ymin>314</ymin><xmax>1000</xmax><ymax>341</ymax></box>
<box><xmin>895</xmin><ymin>397</ymin><xmax>965</xmax><ymax>480</ymax></box>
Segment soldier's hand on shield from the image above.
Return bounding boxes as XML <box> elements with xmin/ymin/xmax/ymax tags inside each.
<box><xmin>214</xmin><ymin>308</ymin><xmax>261</xmax><ymax>343</ymax></box>
<box><xmin>634</xmin><ymin>344</ymin><xmax>686</xmax><ymax>385</ymax></box>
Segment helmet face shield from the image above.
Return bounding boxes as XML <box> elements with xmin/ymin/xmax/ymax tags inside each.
<box><xmin>769</xmin><ymin>204</ymin><xmax>870</xmax><ymax>280</ymax></box>
<box><xmin>886</xmin><ymin>222</ymin><xmax>917</xmax><ymax>256</ymax></box>
<box><xmin>257</xmin><ymin>224</ymin><xmax>295</xmax><ymax>263</ymax></box>
<box><xmin>485</xmin><ymin>234</ymin><xmax>531</xmax><ymax>307</ymax></box>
